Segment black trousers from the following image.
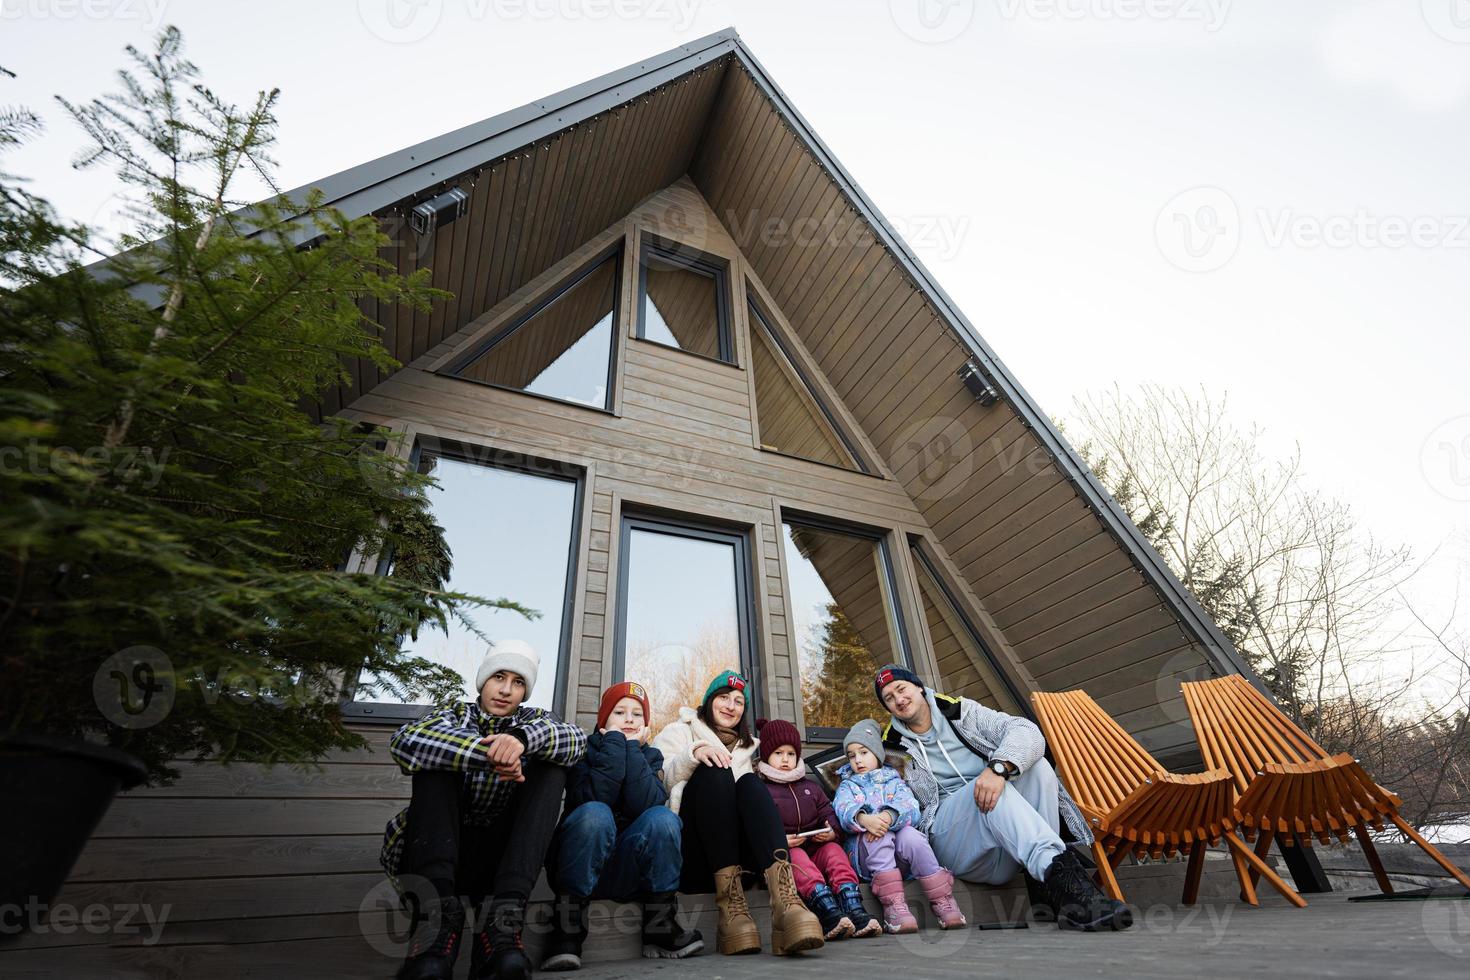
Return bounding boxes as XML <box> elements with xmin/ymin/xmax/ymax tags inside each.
<box><xmin>678</xmin><ymin>765</ymin><xmax>787</xmax><ymax>893</ymax></box>
<box><xmin>400</xmin><ymin>763</ymin><xmax>567</xmax><ymax>906</ymax></box>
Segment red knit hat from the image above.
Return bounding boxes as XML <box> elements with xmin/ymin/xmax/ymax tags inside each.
<box><xmin>755</xmin><ymin>718</ymin><xmax>801</xmax><ymax>763</ymax></box>
<box><xmin>597</xmin><ymin>681</ymin><xmax>651</xmax><ymax>731</ymax></box>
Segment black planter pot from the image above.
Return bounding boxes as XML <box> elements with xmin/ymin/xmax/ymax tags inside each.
<box><xmin>0</xmin><ymin>734</ymin><xmax>147</xmax><ymax>942</ymax></box>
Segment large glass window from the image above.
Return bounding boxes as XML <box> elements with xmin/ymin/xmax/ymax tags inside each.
<box><xmin>748</xmin><ymin>299</ymin><xmax>863</xmax><ymax>471</ymax></box>
<box><xmin>447</xmin><ymin>250</ymin><xmax>619</xmax><ymax>410</ymax></box>
<box><xmin>911</xmin><ymin>540</ymin><xmax>1025</xmax><ymax>715</ymax></box>
<box><xmin>783</xmin><ymin>517</ymin><xmax>911</xmax><ymax>740</ymax></box>
<box><xmin>354</xmin><ymin>445</ymin><xmax>581</xmax><ymax>713</ymax></box>
<box><xmin>614</xmin><ymin>515</ymin><xmax>756</xmax><ymax>733</ymax></box>
<box><xmin>637</xmin><ymin>239</ymin><xmax>733</xmax><ymax>364</ymax></box>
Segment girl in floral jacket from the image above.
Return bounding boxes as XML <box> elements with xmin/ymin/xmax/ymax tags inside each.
<box><xmin>833</xmin><ymin>719</ymin><xmax>965</xmax><ymax>933</ymax></box>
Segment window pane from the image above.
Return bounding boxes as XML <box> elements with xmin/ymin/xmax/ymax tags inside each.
<box><xmin>783</xmin><ymin>522</ymin><xmax>905</xmax><ymax>732</ymax></box>
<box><xmin>750</xmin><ymin>315</ymin><xmax>854</xmax><ymax>469</ymax></box>
<box><xmin>640</xmin><ymin>251</ymin><xmax>724</xmax><ymax>361</ymax></box>
<box><xmin>621</xmin><ymin>526</ymin><xmax>744</xmax><ymax>734</ymax></box>
<box><xmin>454</xmin><ymin>256</ymin><xmax>616</xmax><ymax>408</ymax></box>
<box><xmin>913</xmin><ymin>552</ymin><xmax>1020</xmax><ymax>713</ymax></box>
<box><xmin>359</xmin><ymin>454</ymin><xmax>577</xmax><ymax>711</ymax></box>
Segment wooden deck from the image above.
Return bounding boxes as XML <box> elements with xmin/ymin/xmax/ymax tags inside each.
<box><xmin>3</xmin><ymin>851</ymin><xmax>1466</xmax><ymax>978</ymax></box>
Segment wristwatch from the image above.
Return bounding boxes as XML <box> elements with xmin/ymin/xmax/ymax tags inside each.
<box><xmin>988</xmin><ymin>759</ymin><xmax>1018</xmax><ymax>781</ymax></box>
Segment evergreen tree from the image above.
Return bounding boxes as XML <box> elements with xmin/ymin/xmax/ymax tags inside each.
<box><xmin>802</xmin><ymin>602</ymin><xmax>880</xmax><ymax>730</ymax></box>
<box><xmin>0</xmin><ymin>29</ymin><xmax>523</xmax><ymax>781</ymax></box>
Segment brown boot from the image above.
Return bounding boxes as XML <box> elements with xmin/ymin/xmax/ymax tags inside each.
<box><xmin>712</xmin><ymin>865</ymin><xmax>762</xmax><ymax>955</ymax></box>
<box><xmin>764</xmin><ymin>850</ymin><xmax>825</xmax><ymax>956</ymax></box>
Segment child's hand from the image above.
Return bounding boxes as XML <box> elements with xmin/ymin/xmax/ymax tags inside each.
<box><xmin>786</xmin><ymin>834</ymin><xmax>805</xmax><ymax>849</ymax></box>
<box><xmin>813</xmin><ymin>829</ymin><xmax>836</xmax><ymax>844</ymax></box>
<box><xmin>481</xmin><ymin>733</ymin><xmax>525</xmax><ymax>769</ymax></box>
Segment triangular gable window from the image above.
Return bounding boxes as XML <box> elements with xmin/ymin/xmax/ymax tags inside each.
<box><xmin>445</xmin><ymin>247</ymin><xmax>620</xmax><ymax>410</ymax></box>
<box><xmin>748</xmin><ymin>298</ymin><xmax>866</xmax><ymax>472</ymax></box>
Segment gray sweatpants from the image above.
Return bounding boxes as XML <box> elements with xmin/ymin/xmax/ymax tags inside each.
<box><xmin>929</xmin><ymin>758</ymin><xmax>1067</xmax><ymax>884</ymax></box>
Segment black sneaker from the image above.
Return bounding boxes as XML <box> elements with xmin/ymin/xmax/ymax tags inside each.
<box><xmin>641</xmin><ymin>893</ymin><xmax>705</xmax><ymax>959</ymax></box>
<box><xmin>807</xmin><ymin>884</ymin><xmax>853</xmax><ymax>940</ymax></box>
<box><xmin>541</xmin><ymin>894</ymin><xmax>589</xmax><ymax>972</ymax></box>
<box><xmin>835</xmin><ymin>883</ymin><xmax>881</xmax><ymax>937</ymax></box>
<box><xmin>471</xmin><ymin>898</ymin><xmax>532</xmax><ymax>980</ymax></box>
<box><xmin>397</xmin><ymin>894</ymin><xmax>465</xmax><ymax>980</ymax></box>
<box><xmin>1025</xmin><ymin>872</ymin><xmax>1056</xmax><ymax>922</ymax></box>
<box><xmin>1041</xmin><ymin>849</ymin><xmax>1133</xmax><ymax>932</ymax></box>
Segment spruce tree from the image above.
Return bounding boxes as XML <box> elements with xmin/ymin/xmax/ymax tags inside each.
<box><xmin>0</xmin><ymin>29</ymin><xmax>523</xmax><ymax>781</ymax></box>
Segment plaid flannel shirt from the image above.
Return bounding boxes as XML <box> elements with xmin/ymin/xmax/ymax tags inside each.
<box><xmin>379</xmin><ymin>699</ymin><xmax>587</xmax><ymax>883</ymax></box>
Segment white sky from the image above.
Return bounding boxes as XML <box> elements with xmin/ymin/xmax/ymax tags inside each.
<box><xmin>6</xmin><ymin>0</ymin><xmax>1469</xmax><ymax>694</ymax></box>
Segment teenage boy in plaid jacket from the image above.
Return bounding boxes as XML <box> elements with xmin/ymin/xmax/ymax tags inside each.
<box><xmin>383</xmin><ymin>639</ymin><xmax>586</xmax><ymax>980</ymax></box>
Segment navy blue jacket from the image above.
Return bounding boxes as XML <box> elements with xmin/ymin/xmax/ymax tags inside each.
<box><xmin>563</xmin><ymin>729</ymin><xmax>667</xmax><ymax>830</ymax></box>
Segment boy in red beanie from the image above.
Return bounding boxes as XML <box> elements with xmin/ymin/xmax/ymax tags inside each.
<box><xmin>542</xmin><ymin>681</ymin><xmax>703</xmax><ymax>970</ymax></box>
<box><xmin>754</xmin><ymin>719</ymin><xmax>880</xmax><ymax>940</ymax></box>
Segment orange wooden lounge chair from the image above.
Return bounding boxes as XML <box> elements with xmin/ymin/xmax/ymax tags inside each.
<box><xmin>1181</xmin><ymin>674</ymin><xmax>1470</xmax><ymax>896</ymax></box>
<box><xmin>1032</xmin><ymin>689</ymin><xmax>1306</xmax><ymax>909</ymax></box>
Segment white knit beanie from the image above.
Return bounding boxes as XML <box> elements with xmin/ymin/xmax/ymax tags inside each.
<box><xmin>474</xmin><ymin>639</ymin><xmax>540</xmax><ymax>697</ymax></box>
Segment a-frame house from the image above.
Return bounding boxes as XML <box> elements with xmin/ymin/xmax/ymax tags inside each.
<box><xmin>12</xmin><ymin>29</ymin><xmax>1262</xmax><ymax>974</ymax></box>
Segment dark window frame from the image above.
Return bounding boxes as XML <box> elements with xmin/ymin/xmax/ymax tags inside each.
<box><xmin>635</xmin><ymin>235</ymin><xmax>735</xmax><ymax>366</ymax></box>
<box><xmin>612</xmin><ymin>510</ymin><xmax>763</xmax><ymax>723</ymax></box>
<box><xmin>439</xmin><ymin>242</ymin><xmax>623</xmax><ymax>413</ymax></box>
<box><xmin>780</xmin><ymin>508</ymin><xmax>913</xmax><ymax>743</ymax></box>
<box><xmin>342</xmin><ymin>438</ymin><xmax>585</xmax><ymax>725</ymax></box>
<box><xmin>908</xmin><ymin>535</ymin><xmax>1034</xmax><ymax>720</ymax></box>
<box><xmin>746</xmin><ymin>294</ymin><xmax>873</xmax><ymax>474</ymax></box>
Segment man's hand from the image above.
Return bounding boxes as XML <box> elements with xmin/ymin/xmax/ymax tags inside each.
<box><xmin>693</xmin><ymin>743</ymin><xmax>731</xmax><ymax>768</ymax></box>
<box><xmin>482</xmin><ymin>733</ymin><xmax>526</xmax><ymax>770</ymax></box>
<box><xmin>973</xmin><ymin>768</ymin><xmax>1006</xmax><ymax>813</ymax></box>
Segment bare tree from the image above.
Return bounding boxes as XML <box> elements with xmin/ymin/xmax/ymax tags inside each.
<box><xmin>1065</xmin><ymin>385</ymin><xmax>1467</xmax><ymax>836</ymax></box>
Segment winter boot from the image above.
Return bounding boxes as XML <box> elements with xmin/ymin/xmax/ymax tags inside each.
<box><xmin>764</xmin><ymin>851</ymin><xmax>826</xmax><ymax>955</ymax></box>
<box><xmin>806</xmin><ymin>883</ymin><xmax>853</xmax><ymax>940</ymax></box>
<box><xmin>836</xmin><ymin>882</ymin><xmax>882</xmax><ymax>938</ymax></box>
<box><xmin>1025</xmin><ymin>872</ymin><xmax>1056</xmax><ymax>922</ymax></box>
<box><xmin>640</xmin><ymin>892</ymin><xmax>705</xmax><ymax>959</ymax></box>
<box><xmin>540</xmin><ymin>893</ymin><xmax>589</xmax><ymax>971</ymax></box>
<box><xmin>712</xmin><ymin>865</ymin><xmax>762</xmax><ymax>955</ymax></box>
<box><xmin>397</xmin><ymin>894</ymin><xmax>465</xmax><ymax>980</ymax></box>
<box><xmin>870</xmin><ymin>869</ymin><xmax>918</xmax><ymax>935</ymax></box>
<box><xmin>917</xmin><ymin>870</ymin><xmax>967</xmax><ymax>929</ymax></box>
<box><xmin>1040</xmin><ymin>849</ymin><xmax>1133</xmax><ymax>932</ymax></box>
<box><xmin>470</xmin><ymin>897</ymin><xmax>533</xmax><ymax>980</ymax></box>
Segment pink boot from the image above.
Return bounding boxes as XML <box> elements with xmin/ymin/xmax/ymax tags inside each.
<box><xmin>871</xmin><ymin>870</ymin><xmax>918</xmax><ymax>934</ymax></box>
<box><xmin>918</xmin><ymin>870</ymin><xmax>967</xmax><ymax>930</ymax></box>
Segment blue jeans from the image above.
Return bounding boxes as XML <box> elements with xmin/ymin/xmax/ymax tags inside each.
<box><xmin>550</xmin><ymin>802</ymin><xmax>683</xmax><ymax>899</ymax></box>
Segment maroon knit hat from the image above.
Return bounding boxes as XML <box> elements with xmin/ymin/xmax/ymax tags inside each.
<box><xmin>755</xmin><ymin>718</ymin><xmax>801</xmax><ymax>763</ymax></box>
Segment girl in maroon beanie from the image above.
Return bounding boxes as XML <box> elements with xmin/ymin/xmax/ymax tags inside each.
<box><xmin>754</xmin><ymin>719</ymin><xmax>881</xmax><ymax>939</ymax></box>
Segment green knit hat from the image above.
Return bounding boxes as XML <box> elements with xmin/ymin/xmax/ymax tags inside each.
<box><xmin>702</xmin><ymin>669</ymin><xmax>749</xmax><ymax>705</ymax></box>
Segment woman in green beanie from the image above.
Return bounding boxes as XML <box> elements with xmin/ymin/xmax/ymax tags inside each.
<box><xmin>651</xmin><ymin>669</ymin><xmax>824</xmax><ymax>958</ymax></box>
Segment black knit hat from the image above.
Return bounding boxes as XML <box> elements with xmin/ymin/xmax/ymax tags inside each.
<box><xmin>874</xmin><ymin>663</ymin><xmax>923</xmax><ymax>705</ymax></box>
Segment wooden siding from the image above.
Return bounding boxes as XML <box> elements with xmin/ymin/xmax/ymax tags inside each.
<box><xmin>689</xmin><ymin>65</ymin><xmax>1218</xmax><ymax>758</ymax></box>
